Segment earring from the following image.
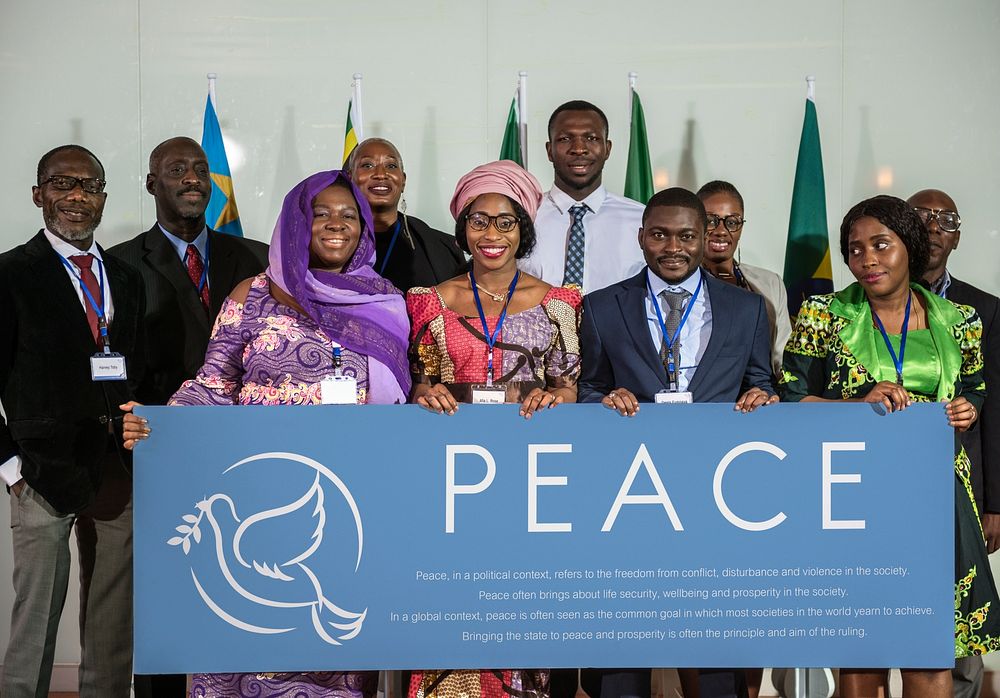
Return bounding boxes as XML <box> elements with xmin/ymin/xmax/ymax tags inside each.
<box><xmin>399</xmin><ymin>196</ymin><xmax>407</xmax><ymax>215</ymax></box>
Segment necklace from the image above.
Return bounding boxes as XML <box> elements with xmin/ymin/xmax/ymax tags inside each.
<box><xmin>471</xmin><ymin>274</ymin><xmax>517</xmax><ymax>303</ymax></box>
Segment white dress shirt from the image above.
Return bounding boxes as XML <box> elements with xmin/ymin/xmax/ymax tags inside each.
<box><xmin>1</xmin><ymin>231</ymin><xmax>116</xmax><ymax>487</ymax></box>
<box><xmin>645</xmin><ymin>268</ymin><xmax>712</xmax><ymax>392</ymax></box>
<box><xmin>519</xmin><ymin>185</ymin><xmax>645</xmax><ymax>294</ymax></box>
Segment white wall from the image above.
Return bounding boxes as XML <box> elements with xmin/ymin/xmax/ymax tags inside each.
<box><xmin>2</xmin><ymin>0</ymin><xmax>999</xmax><ymax>682</ymax></box>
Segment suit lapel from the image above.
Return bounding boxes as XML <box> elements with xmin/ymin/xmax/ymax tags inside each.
<box><xmin>24</xmin><ymin>231</ymin><xmax>102</xmax><ymax>353</ymax></box>
<box><xmin>618</xmin><ymin>271</ymin><xmax>669</xmax><ymax>390</ymax></box>
<box><xmin>207</xmin><ymin>230</ymin><xmax>239</xmax><ymax>318</ymax></box>
<box><xmin>102</xmin><ymin>248</ymin><xmax>136</xmax><ymax>348</ymax></box>
<box><xmin>687</xmin><ymin>274</ymin><xmax>733</xmax><ymax>396</ymax></box>
<box><xmin>143</xmin><ymin>225</ymin><xmax>211</xmax><ymax>332</ymax></box>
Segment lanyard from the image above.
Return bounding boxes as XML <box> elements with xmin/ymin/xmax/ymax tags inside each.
<box><xmin>871</xmin><ymin>292</ymin><xmax>911</xmax><ymax>386</ymax></box>
<box><xmin>378</xmin><ymin>219</ymin><xmax>403</xmax><ymax>277</ymax></box>
<box><xmin>469</xmin><ymin>269</ymin><xmax>520</xmax><ymax>387</ymax></box>
<box><xmin>332</xmin><ymin>342</ymin><xmax>343</xmax><ymax>377</ymax></box>
<box><xmin>646</xmin><ymin>273</ymin><xmax>702</xmax><ymax>388</ymax></box>
<box><xmin>58</xmin><ymin>253</ymin><xmax>110</xmax><ymax>351</ymax></box>
<box><xmin>193</xmin><ymin>234</ymin><xmax>210</xmax><ymax>294</ymax></box>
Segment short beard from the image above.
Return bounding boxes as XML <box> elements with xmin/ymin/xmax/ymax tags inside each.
<box><xmin>44</xmin><ymin>211</ymin><xmax>101</xmax><ymax>241</ymax></box>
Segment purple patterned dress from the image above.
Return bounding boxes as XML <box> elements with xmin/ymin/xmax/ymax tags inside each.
<box><xmin>173</xmin><ymin>273</ymin><xmax>378</xmax><ymax>698</ymax></box>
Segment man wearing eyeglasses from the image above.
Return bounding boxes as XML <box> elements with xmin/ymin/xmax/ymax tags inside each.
<box><xmin>0</xmin><ymin>145</ymin><xmax>145</xmax><ymax>697</ymax></box>
<box><xmin>908</xmin><ymin>188</ymin><xmax>1000</xmax><ymax>698</ymax></box>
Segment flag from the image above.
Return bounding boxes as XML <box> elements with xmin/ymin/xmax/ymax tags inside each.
<box><xmin>782</xmin><ymin>80</ymin><xmax>833</xmax><ymax>317</ymax></box>
<box><xmin>342</xmin><ymin>98</ymin><xmax>361</xmax><ymax>165</ymax></box>
<box><xmin>624</xmin><ymin>89</ymin><xmax>654</xmax><ymax>204</ymax></box>
<box><xmin>201</xmin><ymin>91</ymin><xmax>243</xmax><ymax>237</ymax></box>
<box><xmin>499</xmin><ymin>97</ymin><xmax>522</xmax><ymax>166</ymax></box>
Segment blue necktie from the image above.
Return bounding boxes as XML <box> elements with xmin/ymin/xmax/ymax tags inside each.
<box><xmin>563</xmin><ymin>204</ymin><xmax>588</xmax><ymax>286</ymax></box>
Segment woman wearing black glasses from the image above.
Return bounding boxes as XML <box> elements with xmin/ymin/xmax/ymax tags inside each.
<box><xmin>697</xmin><ymin>181</ymin><xmax>791</xmax><ymax>374</ymax></box>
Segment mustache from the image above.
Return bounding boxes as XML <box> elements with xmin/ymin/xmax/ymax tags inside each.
<box><xmin>656</xmin><ymin>254</ymin><xmax>690</xmax><ymax>263</ymax></box>
<box><xmin>178</xmin><ymin>186</ymin><xmax>207</xmax><ymax>196</ymax></box>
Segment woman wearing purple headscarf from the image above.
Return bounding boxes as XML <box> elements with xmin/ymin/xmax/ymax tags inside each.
<box><xmin>123</xmin><ymin>170</ymin><xmax>408</xmax><ymax>697</ymax></box>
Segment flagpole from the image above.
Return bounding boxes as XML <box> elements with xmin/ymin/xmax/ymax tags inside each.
<box><xmin>517</xmin><ymin>71</ymin><xmax>528</xmax><ymax>169</ymax></box>
<box><xmin>628</xmin><ymin>71</ymin><xmax>637</xmax><ymax>115</ymax></box>
<box><xmin>207</xmin><ymin>72</ymin><xmax>218</xmax><ymax>110</ymax></box>
<box><xmin>352</xmin><ymin>73</ymin><xmax>365</xmax><ymax>142</ymax></box>
<box><xmin>806</xmin><ymin>74</ymin><xmax>816</xmax><ymax>102</ymax></box>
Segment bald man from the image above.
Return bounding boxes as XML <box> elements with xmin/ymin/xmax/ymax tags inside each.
<box><xmin>108</xmin><ymin>137</ymin><xmax>268</xmax><ymax>697</ymax></box>
<box><xmin>908</xmin><ymin>189</ymin><xmax>1000</xmax><ymax>698</ymax></box>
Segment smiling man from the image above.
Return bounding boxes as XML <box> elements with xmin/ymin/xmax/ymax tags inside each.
<box><xmin>109</xmin><ymin>137</ymin><xmax>267</xmax><ymax>409</ymax></box>
<box><xmin>0</xmin><ymin>145</ymin><xmax>145</xmax><ymax>697</ymax></box>
<box><xmin>518</xmin><ymin>100</ymin><xmax>645</xmax><ymax>294</ymax></box>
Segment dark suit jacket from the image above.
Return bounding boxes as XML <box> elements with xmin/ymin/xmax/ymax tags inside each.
<box><xmin>949</xmin><ymin>276</ymin><xmax>1000</xmax><ymax>513</ymax></box>
<box><xmin>0</xmin><ymin>231</ymin><xmax>145</xmax><ymax>514</ymax></box>
<box><xmin>108</xmin><ymin>225</ymin><xmax>267</xmax><ymax>405</ymax></box>
<box><xmin>377</xmin><ymin>214</ymin><xmax>466</xmax><ymax>291</ymax></box>
<box><xmin>579</xmin><ymin>269</ymin><xmax>775</xmax><ymax>403</ymax></box>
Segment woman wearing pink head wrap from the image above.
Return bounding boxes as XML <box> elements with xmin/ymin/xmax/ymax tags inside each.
<box><xmin>406</xmin><ymin>160</ymin><xmax>583</xmax><ymax>425</ymax></box>
<box><xmin>406</xmin><ymin>163</ymin><xmax>573</xmax><ymax>697</ymax></box>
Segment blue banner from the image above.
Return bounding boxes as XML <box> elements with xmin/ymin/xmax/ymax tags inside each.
<box><xmin>133</xmin><ymin>403</ymin><xmax>954</xmax><ymax>673</ymax></box>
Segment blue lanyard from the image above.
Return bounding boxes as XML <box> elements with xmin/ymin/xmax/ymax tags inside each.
<box><xmin>58</xmin><ymin>253</ymin><xmax>109</xmax><ymax>350</ymax></box>
<box><xmin>378</xmin><ymin>219</ymin><xmax>403</xmax><ymax>277</ymax></box>
<box><xmin>469</xmin><ymin>269</ymin><xmax>520</xmax><ymax>387</ymax></box>
<box><xmin>871</xmin><ymin>292</ymin><xmax>911</xmax><ymax>386</ymax></box>
<box><xmin>332</xmin><ymin>343</ymin><xmax>343</xmax><ymax>376</ymax></box>
<box><xmin>646</xmin><ymin>273</ymin><xmax>702</xmax><ymax>387</ymax></box>
<box><xmin>191</xmin><ymin>235</ymin><xmax>210</xmax><ymax>294</ymax></box>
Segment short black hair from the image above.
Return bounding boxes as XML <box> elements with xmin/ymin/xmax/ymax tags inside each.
<box><xmin>37</xmin><ymin>144</ymin><xmax>105</xmax><ymax>184</ymax></box>
<box><xmin>642</xmin><ymin>187</ymin><xmax>707</xmax><ymax>229</ymax></box>
<box><xmin>696</xmin><ymin>180</ymin><xmax>744</xmax><ymax>211</ymax></box>
<box><xmin>148</xmin><ymin>136</ymin><xmax>203</xmax><ymax>173</ymax></box>
<box><xmin>345</xmin><ymin>137</ymin><xmax>404</xmax><ymax>173</ymax></box>
<box><xmin>839</xmin><ymin>195</ymin><xmax>930</xmax><ymax>281</ymax></box>
<box><xmin>454</xmin><ymin>197</ymin><xmax>536</xmax><ymax>259</ymax></box>
<box><xmin>547</xmin><ymin>100</ymin><xmax>609</xmax><ymax>139</ymax></box>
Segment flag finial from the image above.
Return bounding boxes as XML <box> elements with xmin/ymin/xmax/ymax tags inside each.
<box><xmin>805</xmin><ymin>75</ymin><xmax>816</xmax><ymax>102</ymax></box>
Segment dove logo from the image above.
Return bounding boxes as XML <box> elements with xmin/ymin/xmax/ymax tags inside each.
<box><xmin>167</xmin><ymin>451</ymin><xmax>366</xmax><ymax>645</ymax></box>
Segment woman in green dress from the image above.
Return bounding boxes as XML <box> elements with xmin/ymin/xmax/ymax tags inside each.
<box><xmin>782</xmin><ymin>195</ymin><xmax>999</xmax><ymax>697</ymax></box>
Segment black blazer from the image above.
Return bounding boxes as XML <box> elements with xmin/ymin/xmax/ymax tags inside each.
<box><xmin>0</xmin><ymin>231</ymin><xmax>145</xmax><ymax>514</ymax></box>
<box><xmin>579</xmin><ymin>269</ymin><xmax>775</xmax><ymax>403</ymax></box>
<box><xmin>108</xmin><ymin>225</ymin><xmax>268</xmax><ymax>404</ymax></box>
<box><xmin>949</xmin><ymin>276</ymin><xmax>1000</xmax><ymax>513</ymax></box>
<box><xmin>377</xmin><ymin>214</ymin><xmax>466</xmax><ymax>291</ymax></box>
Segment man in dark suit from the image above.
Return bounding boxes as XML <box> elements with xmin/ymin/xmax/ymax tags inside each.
<box><xmin>0</xmin><ymin>145</ymin><xmax>145</xmax><ymax>697</ymax></box>
<box><xmin>109</xmin><ymin>136</ymin><xmax>267</xmax><ymax>407</ymax></box>
<box><xmin>108</xmin><ymin>137</ymin><xmax>267</xmax><ymax>696</ymax></box>
<box><xmin>908</xmin><ymin>188</ymin><xmax>1000</xmax><ymax>698</ymax></box>
<box><xmin>577</xmin><ymin>187</ymin><xmax>777</xmax><ymax>698</ymax></box>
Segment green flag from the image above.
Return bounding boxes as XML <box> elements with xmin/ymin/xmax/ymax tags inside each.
<box><xmin>624</xmin><ymin>90</ymin><xmax>653</xmax><ymax>204</ymax></box>
<box><xmin>783</xmin><ymin>92</ymin><xmax>833</xmax><ymax>318</ymax></box>
<box><xmin>499</xmin><ymin>97</ymin><xmax>522</xmax><ymax>166</ymax></box>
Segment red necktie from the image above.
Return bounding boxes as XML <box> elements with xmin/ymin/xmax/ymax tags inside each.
<box><xmin>70</xmin><ymin>254</ymin><xmax>102</xmax><ymax>346</ymax></box>
<box><xmin>185</xmin><ymin>244</ymin><xmax>210</xmax><ymax>311</ymax></box>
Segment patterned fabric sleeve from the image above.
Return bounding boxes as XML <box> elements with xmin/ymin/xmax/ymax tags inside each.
<box><xmin>169</xmin><ymin>296</ymin><xmax>248</xmax><ymax>406</ymax></box>
<box><xmin>953</xmin><ymin>302</ymin><xmax>987</xmax><ymax>412</ymax></box>
<box><xmin>541</xmin><ymin>286</ymin><xmax>583</xmax><ymax>390</ymax></box>
<box><xmin>406</xmin><ymin>287</ymin><xmax>443</xmax><ymax>388</ymax></box>
<box><xmin>780</xmin><ymin>294</ymin><xmax>835</xmax><ymax>403</ymax></box>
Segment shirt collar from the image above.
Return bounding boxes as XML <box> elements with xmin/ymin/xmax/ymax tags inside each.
<box><xmin>646</xmin><ymin>267</ymin><xmax>703</xmax><ymax>297</ymax></box>
<box><xmin>547</xmin><ymin>184</ymin><xmax>609</xmax><ymax>215</ymax></box>
<box><xmin>159</xmin><ymin>224</ymin><xmax>209</xmax><ymax>262</ymax></box>
<box><xmin>43</xmin><ymin>228</ymin><xmax>102</xmax><ymax>261</ymax></box>
<box><xmin>929</xmin><ymin>268</ymin><xmax>952</xmax><ymax>298</ymax></box>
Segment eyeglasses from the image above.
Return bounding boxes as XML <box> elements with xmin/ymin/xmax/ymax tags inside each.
<box><xmin>913</xmin><ymin>207</ymin><xmax>960</xmax><ymax>233</ymax></box>
<box><xmin>706</xmin><ymin>214</ymin><xmax>745</xmax><ymax>233</ymax></box>
<box><xmin>467</xmin><ymin>212</ymin><xmax>519</xmax><ymax>233</ymax></box>
<box><xmin>39</xmin><ymin>175</ymin><xmax>106</xmax><ymax>194</ymax></box>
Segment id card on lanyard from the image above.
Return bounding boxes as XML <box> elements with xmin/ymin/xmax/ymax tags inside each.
<box><xmin>469</xmin><ymin>269</ymin><xmax>519</xmax><ymax>405</ymax></box>
<box><xmin>58</xmin><ymin>254</ymin><xmax>127</xmax><ymax>382</ymax></box>
<box><xmin>647</xmin><ymin>273</ymin><xmax>701</xmax><ymax>396</ymax></box>
<box><xmin>320</xmin><ymin>342</ymin><xmax>358</xmax><ymax>405</ymax></box>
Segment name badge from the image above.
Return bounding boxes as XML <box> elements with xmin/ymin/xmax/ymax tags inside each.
<box><xmin>91</xmin><ymin>353</ymin><xmax>127</xmax><ymax>381</ymax></box>
<box><xmin>655</xmin><ymin>390</ymin><xmax>693</xmax><ymax>404</ymax></box>
<box><xmin>320</xmin><ymin>375</ymin><xmax>358</xmax><ymax>405</ymax></box>
<box><xmin>471</xmin><ymin>385</ymin><xmax>506</xmax><ymax>405</ymax></box>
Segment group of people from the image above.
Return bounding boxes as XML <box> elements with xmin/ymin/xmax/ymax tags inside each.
<box><xmin>0</xmin><ymin>98</ymin><xmax>996</xmax><ymax>698</ymax></box>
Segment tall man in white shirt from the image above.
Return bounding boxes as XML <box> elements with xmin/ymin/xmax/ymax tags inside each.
<box><xmin>519</xmin><ymin>100</ymin><xmax>645</xmax><ymax>293</ymax></box>
<box><xmin>0</xmin><ymin>145</ymin><xmax>145</xmax><ymax>697</ymax></box>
